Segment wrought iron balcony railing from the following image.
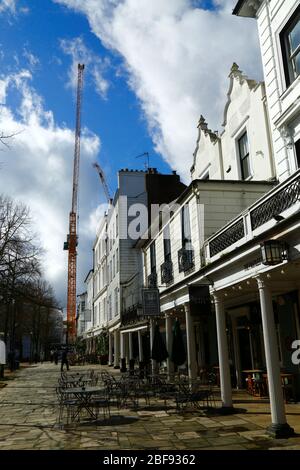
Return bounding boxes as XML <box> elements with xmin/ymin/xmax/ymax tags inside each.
<box><xmin>209</xmin><ymin>218</ymin><xmax>245</xmax><ymax>257</ymax></box>
<box><xmin>121</xmin><ymin>305</ymin><xmax>145</xmax><ymax>326</ymax></box>
<box><xmin>206</xmin><ymin>170</ymin><xmax>300</xmax><ymax>260</ymax></box>
<box><xmin>148</xmin><ymin>271</ymin><xmax>157</xmax><ymax>288</ymax></box>
<box><xmin>250</xmin><ymin>173</ymin><xmax>300</xmax><ymax>230</ymax></box>
<box><xmin>160</xmin><ymin>259</ymin><xmax>174</xmax><ymax>284</ymax></box>
<box><xmin>178</xmin><ymin>248</ymin><xmax>194</xmax><ymax>272</ymax></box>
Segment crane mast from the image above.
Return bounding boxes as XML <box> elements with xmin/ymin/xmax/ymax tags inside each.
<box><xmin>64</xmin><ymin>63</ymin><xmax>85</xmax><ymax>344</ymax></box>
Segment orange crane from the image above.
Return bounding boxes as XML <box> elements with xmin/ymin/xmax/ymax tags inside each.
<box><xmin>64</xmin><ymin>63</ymin><xmax>85</xmax><ymax>344</ymax></box>
<box><xmin>93</xmin><ymin>162</ymin><xmax>113</xmax><ymax>204</ymax></box>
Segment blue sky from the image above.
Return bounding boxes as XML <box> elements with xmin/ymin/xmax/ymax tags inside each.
<box><xmin>0</xmin><ymin>0</ymin><xmax>172</xmax><ymax>192</ymax></box>
<box><xmin>0</xmin><ymin>0</ymin><xmax>262</xmax><ymax>306</ymax></box>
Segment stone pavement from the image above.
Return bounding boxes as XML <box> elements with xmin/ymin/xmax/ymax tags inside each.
<box><xmin>0</xmin><ymin>363</ymin><xmax>300</xmax><ymax>450</ymax></box>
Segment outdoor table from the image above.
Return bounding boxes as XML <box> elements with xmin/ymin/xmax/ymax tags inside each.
<box><xmin>63</xmin><ymin>386</ymin><xmax>106</xmax><ymax>421</ymax></box>
<box><xmin>263</xmin><ymin>373</ymin><xmax>296</xmax><ymax>402</ymax></box>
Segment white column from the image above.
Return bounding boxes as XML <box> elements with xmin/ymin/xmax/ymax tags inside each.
<box><xmin>113</xmin><ymin>329</ymin><xmax>120</xmax><ymax>368</ymax></box>
<box><xmin>138</xmin><ymin>330</ymin><xmax>143</xmax><ymax>362</ymax></box>
<box><xmin>213</xmin><ymin>291</ymin><xmax>232</xmax><ymax>408</ymax></box>
<box><xmin>231</xmin><ymin>317</ymin><xmax>242</xmax><ymax>389</ymax></box>
<box><xmin>120</xmin><ymin>332</ymin><xmax>125</xmax><ymax>359</ymax></box>
<box><xmin>184</xmin><ymin>303</ymin><xmax>197</xmax><ymax>381</ymax></box>
<box><xmin>108</xmin><ymin>333</ymin><xmax>113</xmax><ymax>366</ymax></box>
<box><xmin>150</xmin><ymin>318</ymin><xmax>157</xmax><ymax>374</ymax></box>
<box><xmin>256</xmin><ymin>277</ymin><xmax>293</xmax><ymax>436</ymax></box>
<box><xmin>165</xmin><ymin>313</ymin><xmax>174</xmax><ymax>380</ymax></box>
<box><xmin>128</xmin><ymin>332</ymin><xmax>133</xmax><ymax>360</ymax></box>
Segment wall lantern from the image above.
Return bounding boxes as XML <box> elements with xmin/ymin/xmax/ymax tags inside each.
<box><xmin>260</xmin><ymin>240</ymin><xmax>289</xmax><ymax>266</ymax></box>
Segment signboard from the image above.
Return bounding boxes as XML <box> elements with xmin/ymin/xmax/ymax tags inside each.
<box><xmin>189</xmin><ymin>285</ymin><xmax>211</xmax><ymax>316</ymax></box>
<box><xmin>141</xmin><ymin>288</ymin><xmax>160</xmax><ymax>316</ymax></box>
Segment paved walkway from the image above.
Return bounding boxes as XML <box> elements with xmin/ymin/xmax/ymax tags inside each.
<box><xmin>0</xmin><ymin>363</ymin><xmax>300</xmax><ymax>450</ymax></box>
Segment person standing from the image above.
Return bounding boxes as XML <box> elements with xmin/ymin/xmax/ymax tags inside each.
<box><xmin>61</xmin><ymin>348</ymin><xmax>69</xmax><ymax>372</ymax></box>
<box><xmin>0</xmin><ymin>335</ymin><xmax>6</xmax><ymax>379</ymax></box>
<box><xmin>53</xmin><ymin>350</ymin><xmax>58</xmax><ymax>365</ymax></box>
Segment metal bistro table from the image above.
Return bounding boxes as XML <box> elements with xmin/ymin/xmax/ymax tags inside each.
<box><xmin>63</xmin><ymin>386</ymin><xmax>107</xmax><ymax>422</ymax></box>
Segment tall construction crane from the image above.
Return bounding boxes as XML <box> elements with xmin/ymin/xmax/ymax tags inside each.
<box><xmin>64</xmin><ymin>63</ymin><xmax>85</xmax><ymax>344</ymax></box>
<box><xmin>93</xmin><ymin>162</ymin><xmax>113</xmax><ymax>204</ymax></box>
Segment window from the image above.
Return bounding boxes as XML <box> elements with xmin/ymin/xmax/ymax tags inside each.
<box><xmin>238</xmin><ymin>132</ymin><xmax>251</xmax><ymax>180</ymax></box>
<box><xmin>116</xmin><ymin>248</ymin><xmax>119</xmax><ymax>273</ymax></box>
<box><xmin>108</xmin><ymin>295</ymin><xmax>112</xmax><ymax>321</ymax></box>
<box><xmin>181</xmin><ymin>204</ymin><xmax>191</xmax><ymax>249</ymax></box>
<box><xmin>113</xmin><ymin>254</ymin><xmax>115</xmax><ymax>278</ymax></box>
<box><xmin>114</xmin><ymin>288</ymin><xmax>118</xmax><ymax>317</ymax></box>
<box><xmin>150</xmin><ymin>242</ymin><xmax>156</xmax><ymax>272</ymax></box>
<box><xmin>163</xmin><ymin>225</ymin><xmax>171</xmax><ymax>262</ymax></box>
<box><xmin>103</xmin><ymin>299</ymin><xmax>106</xmax><ymax>322</ymax></box>
<box><xmin>295</xmin><ymin>139</ymin><xmax>300</xmax><ymax>168</ymax></box>
<box><xmin>110</xmin><ymin>260</ymin><xmax>112</xmax><ymax>282</ymax></box>
<box><xmin>281</xmin><ymin>6</ymin><xmax>300</xmax><ymax>87</ymax></box>
<box><xmin>116</xmin><ymin>214</ymin><xmax>118</xmax><ymax>237</ymax></box>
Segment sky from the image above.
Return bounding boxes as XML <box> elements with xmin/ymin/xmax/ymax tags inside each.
<box><xmin>0</xmin><ymin>0</ymin><xmax>263</xmax><ymax>307</ymax></box>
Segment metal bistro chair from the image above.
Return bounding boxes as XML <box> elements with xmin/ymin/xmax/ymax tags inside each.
<box><xmin>175</xmin><ymin>380</ymin><xmax>215</xmax><ymax>411</ymax></box>
<box><xmin>56</xmin><ymin>386</ymin><xmax>78</xmax><ymax>425</ymax></box>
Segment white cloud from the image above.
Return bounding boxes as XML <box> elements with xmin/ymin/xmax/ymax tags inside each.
<box><xmin>0</xmin><ymin>0</ymin><xmax>16</xmax><ymax>14</ymax></box>
<box><xmin>0</xmin><ymin>0</ymin><xmax>29</xmax><ymax>15</ymax></box>
<box><xmin>54</xmin><ymin>0</ymin><xmax>262</xmax><ymax>180</ymax></box>
<box><xmin>23</xmin><ymin>48</ymin><xmax>40</xmax><ymax>69</ymax></box>
<box><xmin>60</xmin><ymin>36</ymin><xmax>110</xmax><ymax>99</ymax></box>
<box><xmin>0</xmin><ymin>69</ymin><xmax>104</xmax><ymax>303</ymax></box>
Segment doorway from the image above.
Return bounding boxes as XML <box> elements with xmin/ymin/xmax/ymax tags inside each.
<box><xmin>238</xmin><ymin>328</ymin><xmax>253</xmax><ymax>370</ymax></box>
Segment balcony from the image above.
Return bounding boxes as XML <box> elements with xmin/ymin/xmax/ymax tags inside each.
<box><xmin>148</xmin><ymin>271</ymin><xmax>157</xmax><ymax>288</ymax></box>
<box><xmin>121</xmin><ymin>305</ymin><xmax>145</xmax><ymax>326</ymax></box>
<box><xmin>178</xmin><ymin>248</ymin><xmax>194</xmax><ymax>272</ymax></box>
<box><xmin>160</xmin><ymin>259</ymin><xmax>174</xmax><ymax>284</ymax></box>
<box><xmin>206</xmin><ymin>170</ymin><xmax>300</xmax><ymax>261</ymax></box>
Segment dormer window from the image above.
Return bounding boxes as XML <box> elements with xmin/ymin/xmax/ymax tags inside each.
<box><xmin>280</xmin><ymin>6</ymin><xmax>300</xmax><ymax>88</ymax></box>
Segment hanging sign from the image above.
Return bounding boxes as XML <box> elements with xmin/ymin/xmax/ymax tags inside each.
<box><xmin>141</xmin><ymin>288</ymin><xmax>160</xmax><ymax>316</ymax></box>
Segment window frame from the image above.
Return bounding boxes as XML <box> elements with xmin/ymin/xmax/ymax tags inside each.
<box><xmin>280</xmin><ymin>5</ymin><xmax>300</xmax><ymax>88</ymax></box>
<box><xmin>237</xmin><ymin>131</ymin><xmax>251</xmax><ymax>181</ymax></box>
<box><xmin>181</xmin><ymin>204</ymin><xmax>192</xmax><ymax>249</ymax></box>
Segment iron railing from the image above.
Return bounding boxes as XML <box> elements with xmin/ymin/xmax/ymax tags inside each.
<box><xmin>121</xmin><ymin>305</ymin><xmax>145</xmax><ymax>326</ymax></box>
<box><xmin>250</xmin><ymin>174</ymin><xmax>300</xmax><ymax>230</ymax></box>
<box><xmin>209</xmin><ymin>219</ymin><xmax>245</xmax><ymax>257</ymax></box>
<box><xmin>178</xmin><ymin>248</ymin><xmax>194</xmax><ymax>272</ymax></box>
<box><xmin>160</xmin><ymin>259</ymin><xmax>174</xmax><ymax>284</ymax></box>
<box><xmin>148</xmin><ymin>271</ymin><xmax>157</xmax><ymax>288</ymax></box>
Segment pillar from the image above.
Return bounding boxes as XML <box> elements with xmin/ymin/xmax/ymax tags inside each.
<box><xmin>150</xmin><ymin>318</ymin><xmax>157</xmax><ymax>375</ymax></box>
<box><xmin>213</xmin><ymin>291</ymin><xmax>233</xmax><ymax>409</ymax></box>
<box><xmin>138</xmin><ymin>330</ymin><xmax>143</xmax><ymax>362</ymax></box>
<box><xmin>108</xmin><ymin>332</ymin><xmax>113</xmax><ymax>366</ymax></box>
<box><xmin>129</xmin><ymin>332</ymin><xmax>133</xmax><ymax>360</ymax></box>
<box><xmin>113</xmin><ymin>329</ymin><xmax>120</xmax><ymax>369</ymax></box>
<box><xmin>231</xmin><ymin>317</ymin><xmax>242</xmax><ymax>389</ymax></box>
<box><xmin>184</xmin><ymin>303</ymin><xmax>197</xmax><ymax>381</ymax></box>
<box><xmin>120</xmin><ymin>332</ymin><xmax>126</xmax><ymax>372</ymax></box>
<box><xmin>256</xmin><ymin>277</ymin><xmax>293</xmax><ymax>437</ymax></box>
<box><xmin>165</xmin><ymin>313</ymin><xmax>174</xmax><ymax>381</ymax></box>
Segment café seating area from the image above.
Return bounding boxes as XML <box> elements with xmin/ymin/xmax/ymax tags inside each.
<box><xmin>242</xmin><ymin>369</ymin><xmax>296</xmax><ymax>403</ymax></box>
<box><xmin>56</xmin><ymin>368</ymin><xmax>217</xmax><ymax>426</ymax></box>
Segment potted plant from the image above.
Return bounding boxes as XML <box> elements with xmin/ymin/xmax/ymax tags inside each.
<box><xmin>96</xmin><ymin>331</ymin><xmax>109</xmax><ymax>365</ymax></box>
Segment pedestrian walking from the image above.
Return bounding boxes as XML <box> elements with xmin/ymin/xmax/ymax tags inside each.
<box><xmin>0</xmin><ymin>335</ymin><xmax>6</xmax><ymax>379</ymax></box>
<box><xmin>61</xmin><ymin>348</ymin><xmax>69</xmax><ymax>372</ymax></box>
<box><xmin>53</xmin><ymin>350</ymin><xmax>58</xmax><ymax>365</ymax></box>
<box><xmin>40</xmin><ymin>350</ymin><xmax>45</xmax><ymax>364</ymax></box>
<box><xmin>50</xmin><ymin>349</ymin><xmax>54</xmax><ymax>363</ymax></box>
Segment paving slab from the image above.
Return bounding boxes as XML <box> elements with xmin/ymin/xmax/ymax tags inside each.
<box><xmin>1</xmin><ymin>363</ymin><xmax>300</xmax><ymax>450</ymax></box>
